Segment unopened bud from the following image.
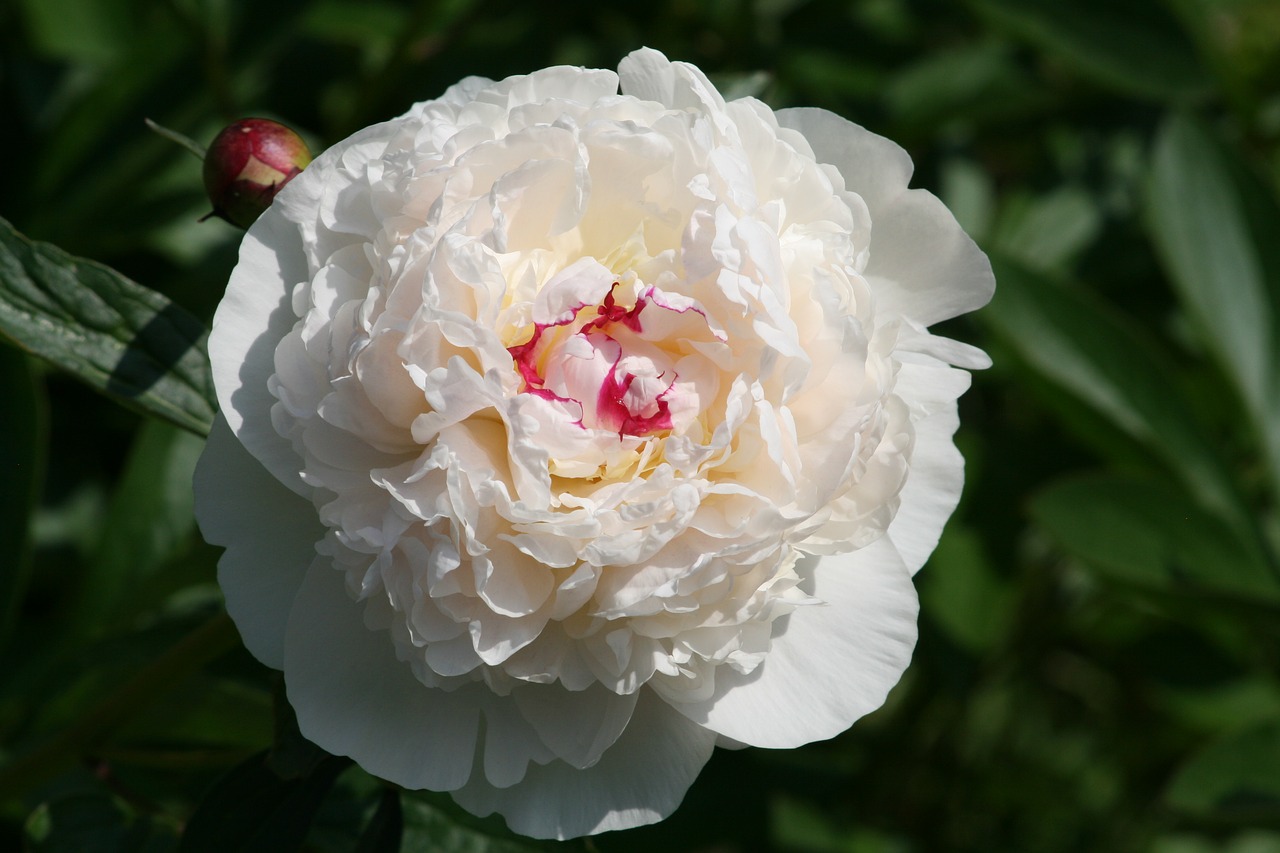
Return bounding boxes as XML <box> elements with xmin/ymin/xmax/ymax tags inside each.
<box><xmin>203</xmin><ymin>118</ymin><xmax>312</xmax><ymax>229</ymax></box>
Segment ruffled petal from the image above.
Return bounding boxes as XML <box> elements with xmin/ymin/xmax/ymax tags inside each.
<box><xmin>511</xmin><ymin>681</ymin><xmax>638</xmax><ymax>769</ymax></box>
<box><xmin>451</xmin><ymin>688</ymin><xmax>715</xmax><ymax>839</ymax></box>
<box><xmin>775</xmin><ymin>107</ymin><xmax>995</xmax><ymax>326</ymax></box>
<box><xmin>887</xmin><ymin>359</ymin><xmax>972</xmax><ymax>574</ymax></box>
<box><xmin>210</xmin><ymin>207</ymin><xmax>311</xmax><ymax>496</ymax></box>
<box><xmin>618</xmin><ymin>47</ymin><xmax>725</xmax><ymax>115</ymax></box>
<box><xmin>864</xmin><ymin>189</ymin><xmax>997</xmax><ymax>326</ymax></box>
<box><xmin>193</xmin><ymin>415</ymin><xmax>321</xmax><ymax>668</ymax></box>
<box><xmin>667</xmin><ymin>537</ymin><xmax>918</xmax><ymax>748</ymax></box>
<box><xmin>774</xmin><ymin>107</ymin><xmax>914</xmax><ymax>217</ymax></box>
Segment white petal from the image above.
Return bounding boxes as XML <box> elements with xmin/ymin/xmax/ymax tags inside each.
<box><xmin>276</xmin><ymin>121</ymin><xmax>400</xmax><ymax>267</ymax></box>
<box><xmin>193</xmin><ymin>415</ymin><xmax>321</xmax><ymax>668</ymax></box>
<box><xmin>864</xmin><ymin>189</ymin><xmax>996</xmax><ymax>326</ymax></box>
<box><xmin>210</xmin><ymin>206</ymin><xmax>311</xmax><ymax>495</ymax></box>
<box><xmin>667</xmin><ymin>538</ymin><xmax>917</xmax><ymax>748</ymax></box>
<box><xmin>774</xmin><ymin>107</ymin><xmax>913</xmax><ymax>216</ymax></box>
<box><xmin>618</xmin><ymin>48</ymin><xmax>725</xmax><ymax>115</ymax></box>
<box><xmin>451</xmin><ymin>688</ymin><xmax>715</xmax><ymax>839</ymax></box>
<box><xmin>284</xmin><ymin>557</ymin><xmax>482</xmax><ymax>791</ymax></box>
<box><xmin>532</xmin><ymin>257</ymin><xmax>615</xmax><ymax>324</ymax></box>
<box><xmin>486</xmin><ymin>65</ymin><xmax>620</xmax><ymax>109</ymax></box>
<box><xmin>776</xmin><ymin>107</ymin><xmax>994</xmax><ymax>326</ymax></box>
<box><xmin>512</xmin><ymin>682</ymin><xmax>638</xmax><ymax>769</ymax></box>
<box><xmin>888</xmin><ymin>360</ymin><xmax>972</xmax><ymax>574</ymax></box>
<box><xmin>896</xmin><ymin>322</ymin><xmax>992</xmax><ymax>370</ymax></box>
<box><xmin>479</xmin><ymin>696</ymin><xmax>556</xmax><ymax>789</ymax></box>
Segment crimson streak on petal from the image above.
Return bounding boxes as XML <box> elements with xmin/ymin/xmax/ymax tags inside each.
<box><xmin>508</xmin><ymin>284</ymin><xmax>676</xmax><ymax>438</ymax></box>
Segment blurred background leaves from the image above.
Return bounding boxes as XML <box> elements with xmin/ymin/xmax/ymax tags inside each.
<box><xmin>2</xmin><ymin>0</ymin><xmax>1280</xmax><ymax>850</ymax></box>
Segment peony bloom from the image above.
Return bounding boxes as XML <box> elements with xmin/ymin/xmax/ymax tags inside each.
<box><xmin>194</xmin><ymin>48</ymin><xmax>993</xmax><ymax>839</ymax></box>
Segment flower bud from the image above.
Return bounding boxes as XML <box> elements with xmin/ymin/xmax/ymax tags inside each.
<box><xmin>202</xmin><ymin>118</ymin><xmax>312</xmax><ymax>229</ymax></box>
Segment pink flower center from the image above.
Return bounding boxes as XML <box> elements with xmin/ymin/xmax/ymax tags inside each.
<box><xmin>508</xmin><ymin>286</ymin><xmax>678</xmax><ymax>437</ymax></box>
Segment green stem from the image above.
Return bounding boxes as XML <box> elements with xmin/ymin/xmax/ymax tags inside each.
<box><xmin>0</xmin><ymin>611</ymin><xmax>238</xmax><ymax>802</ymax></box>
<box><xmin>144</xmin><ymin>118</ymin><xmax>208</xmax><ymax>160</ymax></box>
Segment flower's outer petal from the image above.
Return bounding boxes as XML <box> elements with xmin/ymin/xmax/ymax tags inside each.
<box><xmin>451</xmin><ymin>688</ymin><xmax>716</xmax><ymax>839</ymax></box>
<box><xmin>776</xmin><ymin>107</ymin><xmax>995</xmax><ymax>326</ymax></box>
<box><xmin>284</xmin><ymin>558</ymin><xmax>482</xmax><ymax>791</ymax></box>
<box><xmin>477</xmin><ymin>698</ymin><xmax>556</xmax><ymax>789</ymax></box>
<box><xmin>498</xmin><ymin>65</ymin><xmax>620</xmax><ymax>107</ymax></box>
<box><xmin>774</xmin><ymin>107</ymin><xmax>913</xmax><ymax>216</ymax></box>
<box><xmin>888</xmin><ymin>360</ymin><xmax>972</xmax><ymax>574</ymax></box>
<box><xmin>668</xmin><ymin>537</ymin><xmax>917</xmax><ymax>748</ymax></box>
<box><xmin>617</xmin><ymin>47</ymin><xmax>724</xmax><ymax>114</ymax></box>
<box><xmin>193</xmin><ymin>415</ymin><xmax>321</xmax><ymax>668</ymax></box>
<box><xmin>511</xmin><ymin>681</ymin><xmax>639</xmax><ymax>770</ymax></box>
<box><xmin>210</xmin><ymin>205</ymin><xmax>310</xmax><ymax>495</ymax></box>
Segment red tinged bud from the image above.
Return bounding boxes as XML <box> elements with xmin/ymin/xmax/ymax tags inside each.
<box><xmin>202</xmin><ymin>118</ymin><xmax>312</xmax><ymax>229</ymax></box>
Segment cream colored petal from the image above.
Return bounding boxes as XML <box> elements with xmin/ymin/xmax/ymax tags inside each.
<box><xmin>193</xmin><ymin>415</ymin><xmax>322</xmax><ymax>669</ymax></box>
<box><xmin>210</xmin><ymin>207</ymin><xmax>311</xmax><ymax>496</ymax></box>
<box><xmin>284</xmin><ymin>557</ymin><xmax>484</xmax><ymax>791</ymax></box>
<box><xmin>666</xmin><ymin>538</ymin><xmax>917</xmax><ymax>748</ymax></box>
<box><xmin>775</xmin><ymin>107</ymin><xmax>994</xmax><ymax>326</ymax></box>
<box><xmin>451</xmin><ymin>688</ymin><xmax>715</xmax><ymax>839</ymax></box>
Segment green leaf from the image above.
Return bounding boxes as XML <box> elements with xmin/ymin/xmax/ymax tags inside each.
<box><xmin>968</xmin><ymin>0</ymin><xmax>1209</xmax><ymax>99</ymax></box>
<box><xmin>919</xmin><ymin>526</ymin><xmax>1013</xmax><ymax>653</ymax></box>
<box><xmin>1159</xmin><ymin>677</ymin><xmax>1280</xmax><ymax>734</ymax></box>
<box><xmin>1146</xmin><ymin>114</ymin><xmax>1280</xmax><ymax>492</ymax></box>
<box><xmin>940</xmin><ymin>158</ymin><xmax>996</xmax><ymax>242</ymax></box>
<box><xmin>179</xmin><ymin>752</ymin><xmax>349</xmax><ymax>853</ymax></box>
<box><xmin>20</xmin><ymin>0</ymin><xmax>139</xmax><ymax>64</ymax></box>
<box><xmin>1151</xmin><ymin>831</ymin><xmax>1280</xmax><ymax>853</ymax></box>
<box><xmin>24</xmin><ymin>792</ymin><xmax>178</xmax><ymax>853</ymax></box>
<box><xmin>984</xmin><ymin>256</ymin><xmax>1254</xmax><ymax>540</ymax></box>
<box><xmin>0</xmin><ymin>612</ymin><xmax>240</xmax><ymax>803</ymax></box>
<box><xmin>399</xmin><ymin>793</ymin><xmax>548</xmax><ymax>853</ymax></box>
<box><xmin>1166</xmin><ymin>721</ymin><xmax>1280</xmax><ymax>822</ymax></box>
<box><xmin>355</xmin><ymin>789</ymin><xmax>404</xmax><ymax>853</ymax></box>
<box><xmin>0</xmin><ymin>347</ymin><xmax>45</xmax><ymax>648</ymax></box>
<box><xmin>1030</xmin><ymin>472</ymin><xmax>1280</xmax><ymax>603</ymax></box>
<box><xmin>301</xmin><ymin>0</ymin><xmax>409</xmax><ymax>67</ymax></box>
<box><xmin>770</xmin><ymin>795</ymin><xmax>911</xmax><ymax>853</ymax></box>
<box><xmin>113</xmin><ymin>674</ymin><xmax>273</xmax><ymax>754</ymax></box>
<box><xmin>886</xmin><ymin>40</ymin><xmax>1043</xmax><ymax>131</ymax></box>
<box><xmin>991</xmin><ymin>187</ymin><xmax>1101</xmax><ymax>272</ymax></box>
<box><xmin>70</xmin><ymin>419</ymin><xmax>205</xmax><ymax>634</ymax></box>
<box><xmin>0</xmin><ymin>216</ymin><xmax>215</xmax><ymax>436</ymax></box>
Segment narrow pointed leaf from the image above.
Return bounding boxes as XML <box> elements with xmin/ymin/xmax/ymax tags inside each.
<box><xmin>1147</xmin><ymin>114</ymin><xmax>1280</xmax><ymax>492</ymax></box>
<box><xmin>969</xmin><ymin>0</ymin><xmax>1209</xmax><ymax>99</ymax></box>
<box><xmin>1166</xmin><ymin>721</ymin><xmax>1280</xmax><ymax>822</ymax></box>
<box><xmin>1030</xmin><ymin>472</ymin><xmax>1280</xmax><ymax>603</ymax></box>
<box><xmin>984</xmin><ymin>256</ymin><xmax>1253</xmax><ymax>538</ymax></box>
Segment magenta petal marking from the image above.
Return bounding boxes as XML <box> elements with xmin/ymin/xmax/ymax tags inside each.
<box><xmin>595</xmin><ymin>349</ymin><xmax>675</xmax><ymax>438</ymax></box>
<box><xmin>588</xmin><ymin>285</ymin><xmax>647</xmax><ymax>334</ymax></box>
<box><xmin>640</xmin><ymin>286</ymin><xmax>727</xmax><ymax>342</ymax></box>
<box><xmin>508</xmin><ymin>282</ymin><xmax>685</xmax><ymax>438</ymax></box>
<box><xmin>508</xmin><ymin>322</ymin><xmax>587</xmax><ymax>427</ymax></box>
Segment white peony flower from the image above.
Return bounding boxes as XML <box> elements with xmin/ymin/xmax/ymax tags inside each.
<box><xmin>194</xmin><ymin>48</ymin><xmax>993</xmax><ymax>839</ymax></box>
